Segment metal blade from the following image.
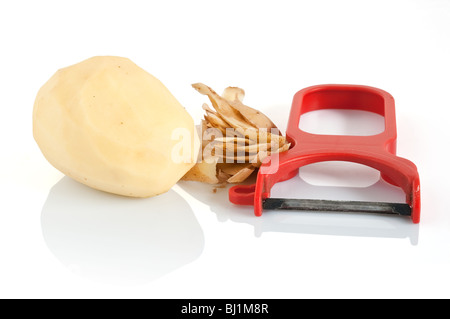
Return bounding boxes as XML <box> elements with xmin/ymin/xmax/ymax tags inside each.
<box><xmin>263</xmin><ymin>198</ymin><xmax>411</xmax><ymax>216</ymax></box>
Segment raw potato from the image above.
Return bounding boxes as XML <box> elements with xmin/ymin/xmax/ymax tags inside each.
<box><xmin>33</xmin><ymin>56</ymin><xmax>199</xmax><ymax>197</ymax></box>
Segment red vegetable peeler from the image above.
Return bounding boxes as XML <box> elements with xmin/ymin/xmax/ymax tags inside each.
<box><xmin>229</xmin><ymin>84</ymin><xmax>421</xmax><ymax>223</ymax></box>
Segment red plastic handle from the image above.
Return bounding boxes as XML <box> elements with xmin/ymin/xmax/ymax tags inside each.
<box><xmin>229</xmin><ymin>84</ymin><xmax>421</xmax><ymax>223</ymax></box>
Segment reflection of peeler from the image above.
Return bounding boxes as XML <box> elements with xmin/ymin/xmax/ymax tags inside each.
<box><xmin>229</xmin><ymin>84</ymin><xmax>421</xmax><ymax>223</ymax></box>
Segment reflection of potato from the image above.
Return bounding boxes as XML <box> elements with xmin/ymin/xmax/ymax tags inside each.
<box><xmin>33</xmin><ymin>56</ymin><xmax>198</xmax><ymax>197</ymax></box>
<box><xmin>41</xmin><ymin>177</ymin><xmax>204</xmax><ymax>284</ymax></box>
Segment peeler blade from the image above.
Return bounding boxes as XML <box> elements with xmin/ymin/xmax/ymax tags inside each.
<box><xmin>263</xmin><ymin>198</ymin><xmax>411</xmax><ymax>217</ymax></box>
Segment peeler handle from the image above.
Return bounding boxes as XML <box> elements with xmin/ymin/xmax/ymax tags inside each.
<box><xmin>228</xmin><ymin>184</ymin><xmax>256</xmax><ymax>206</ymax></box>
<box><xmin>285</xmin><ymin>84</ymin><xmax>398</xmax><ymax>154</ymax></box>
<box><xmin>229</xmin><ymin>85</ymin><xmax>421</xmax><ymax>223</ymax></box>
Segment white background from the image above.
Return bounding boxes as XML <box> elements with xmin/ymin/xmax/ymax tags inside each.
<box><xmin>1</xmin><ymin>0</ymin><xmax>450</xmax><ymax>299</ymax></box>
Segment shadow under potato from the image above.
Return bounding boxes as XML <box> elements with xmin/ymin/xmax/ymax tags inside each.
<box><xmin>41</xmin><ymin>177</ymin><xmax>204</xmax><ymax>285</ymax></box>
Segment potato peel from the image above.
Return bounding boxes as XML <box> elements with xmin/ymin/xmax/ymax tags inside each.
<box><xmin>227</xmin><ymin>166</ymin><xmax>255</xmax><ymax>183</ymax></box>
<box><xmin>192</xmin><ymin>83</ymin><xmax>254</xmax><ymax>129</ymax></box>
<box><xmin>183</xmin><ymin>83</ymin><xmax>290</xmax><ymax>185</ymax></box>
<box><xmin>181</xmin><ymin>158</ymin><xmax>219</xmax><ymax>184</ymax></box>
<box><xmin>222</xmin><ymin>87</ymin><xmax>245</xmax><ymax>102</ymax></box>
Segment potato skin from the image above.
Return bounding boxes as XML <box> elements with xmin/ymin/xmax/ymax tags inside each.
<box><xmin>33</xmin><ymin>56</ymin><xmax>199</xmax><ymax>197</ymax></box>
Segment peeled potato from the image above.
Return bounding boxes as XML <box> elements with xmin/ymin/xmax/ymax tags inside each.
<box><xmin>33</xmin><ymin>56</ymin><xmax>199</xmax><ymax>197</ymax></box>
